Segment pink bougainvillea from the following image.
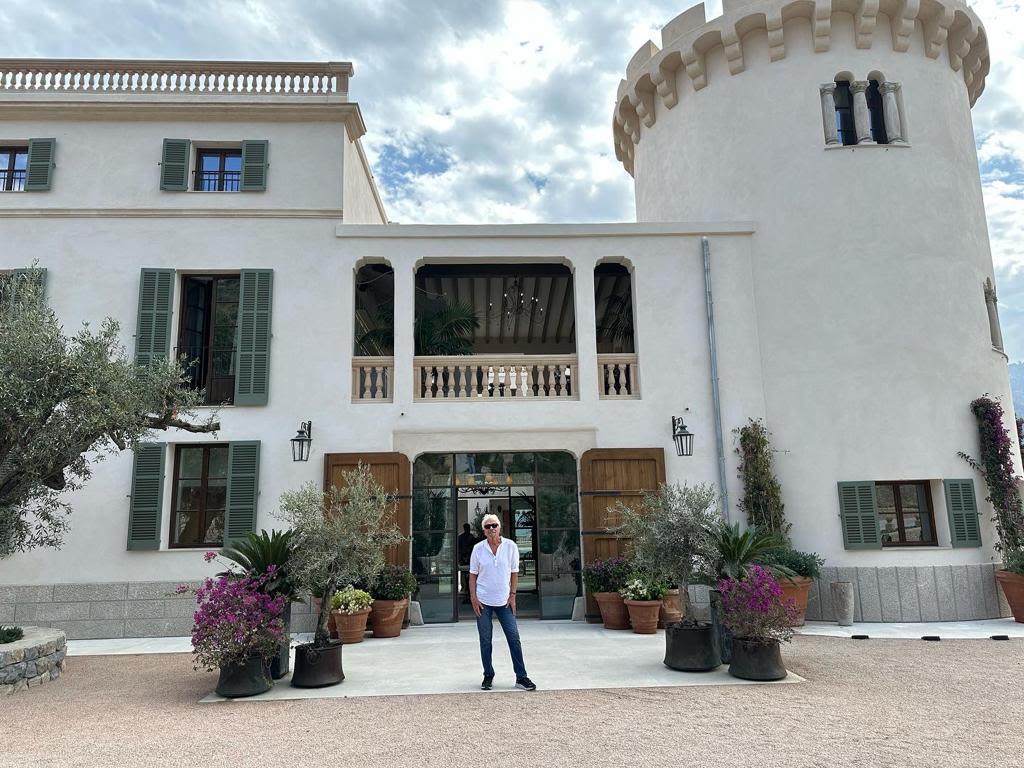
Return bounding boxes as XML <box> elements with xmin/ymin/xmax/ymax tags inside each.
<box><xmin>718</xmin><ymin>565</ymin><xmax>797</xmax><ymax>643</ymax></box>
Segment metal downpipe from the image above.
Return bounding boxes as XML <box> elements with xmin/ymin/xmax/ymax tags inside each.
<box><xmin>702</xmin><ymin>236</ymin><xmax>730</xmax><ymax>520</ymax></box>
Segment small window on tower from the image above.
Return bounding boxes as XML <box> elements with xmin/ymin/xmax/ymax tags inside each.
<box><xmin>867</xmin><ymin>80</ymin><xmax>889</xmax><ymax>144</ymax></box>
<box><xmin>833</xmin><ymin>81</ymin><xmax>857</xmax><ymax>146</ymax></box>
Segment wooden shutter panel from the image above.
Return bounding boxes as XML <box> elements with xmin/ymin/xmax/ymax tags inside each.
<box><xmin>128</xmin><ymin>443</ymin><xmax>166</xmax><ymax>550</ymax></box>
<box><xmin>837</xmin><ymin>481</ymin><xmax>881</xmax><ymax>549</ymax></box>
<box><xmin>134</xmin><ymin>269</ymin><xmax>175</xmax><ymax>366</ymax></box>
<box><xmin>225</xmin><ymin>441</ymin><xmax>260</xmax><ymax>546</ymax></box>
<box><xmin>944</xmin><ymin>479</ymin><xmax>982</xmax><ymax>547</ymax></box>
<box><xmin>160</xmin><ymin>138</ymin><xmax>191</xmax><ymax>191</ymax></box>
<box><xmin>25</xmin><ymin>138</ymin><xmax>56</xmax><ymax>191</ymax></box>
<box><xmin>234</xmin><ymin>269</ymin><xmax>273</xmax><ymax>405</ymax></box>
<box><xmin>240</xmin><ymin>140</ymin><xmax>269</xmax><ymax>191</ymax></box>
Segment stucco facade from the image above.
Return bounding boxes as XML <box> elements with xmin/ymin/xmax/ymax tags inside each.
<box><xmin>0</xmin><ymin>2</ymin><xmax>1017</xmax><ymax>637</ymax></box>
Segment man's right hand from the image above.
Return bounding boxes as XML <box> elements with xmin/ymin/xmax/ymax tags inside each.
<box><xmin>471</xmin><ymin>596</ymin><xmax>481</xmax><ymax>617</ymax></box>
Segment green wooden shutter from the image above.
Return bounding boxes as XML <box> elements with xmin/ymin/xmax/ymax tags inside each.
<box><xmin>225</xmin><ymin>441</ymin><xmax>260</xmax><ymax>546</ymax></box>
<box><xmin>160</xmin><ymin>138</ymin><xmax>191</xmax><ymax>191</ymax></box>
<box><xmin>25</xmin><ymin>138</ymin><xmax>56</xmax><ymax>191</ymax></box>
<box><xmin>135</xmin><ymin>269</ymin><xmax>175</xmax><ymax>366</ymax></box>
<box><xmin>234</xmin><ymin>269</ymin><xmax>273</xmax><ymax>405</ymax></box>
<box><xmin>838</xmin><ymin>481</ymin><xmax>881</xmax><ymax>549</ymax></box>
<box><xmin>944</xmin><ymin>479</ymin><xmax>982</xmax><ymax>547</ymax></box>
<box><xmin>240</xmin><ymin>140</ymin><xmax>269</xmax><ymax>191</ymax></box>
<box><xmin>128</xmin><ymin>443</ymin><xmax>166</xmax><ymax>550</ymax></box>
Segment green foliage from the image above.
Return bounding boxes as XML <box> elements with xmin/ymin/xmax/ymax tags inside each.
<box><xmin>371</xmin><ymin>564</ymin><xmax>417</xmax><ymax>600</ymax></box>
<box><xmin>274</xmin><ymin>466</ymin><xmax>407</xmax><ymax>648</ymax></box>
<box><xmin>0</xmin><ymin>625</ymin><xmax>24</xmax><ymax>644</ymax></box>
<box><xmin>330</xmin><ymin>585</ymin><xmax>374</xmax><ymax>614</ymax></box>
<box><xmin>414</xmin><ymin>300</ymin><xmax>479</xmax><ymax>355</ymax></box>
<box><xmin>710</xmin><ymin>523</ymin><xmax>794</xmax><ymax>582</ymax></box>
<box><xmin>765</xmin><ymin>547</ymin><xmax>824</xmax><ymax>580</ymax></box>
<box><xmin>220</xmin><ymin>529</ymin><xmax>298</xmax><ymax>601</ymax></box>
<box><xmin>734</xmin><ymin>419</ymin><xmax>789</xmax><ymax>540</ymax></box>
<box><xmin>619</xmin><ymin>575</ymin><xmax>668</xmax><ymax>602</ymax></box>
<box><xmin>610</xmin><ymin>482</ymin><xmax>720</xmax><ymax>622</ymax></box>
<box><xmin>0</xmin><ymin>267</ymin><xmax>215</xmax><ymax>558</ymax></box>
<box><xmin>1004</xmin><ymin>548</ymin><xmax>1024</xmax><ymax>576</ymax></box>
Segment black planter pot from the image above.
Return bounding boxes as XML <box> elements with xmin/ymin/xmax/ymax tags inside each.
<box><xmin>708</xmin><ymin>589</ymin><xmax>733</xmax><ymax>664</ymax></box>
<box><xmin>216</xmin><ymin>655</ymin><xmax>272</xmax><ymax>698</ymax></box>
<box><xmin>291</xmin><ymin>641</ymin><xmax>344</xmax><ymax>688</ymax></box>
<box><xmin>728</xmin><ymin>638</ymin><xmax>787</xmax><ymax>681</ymax></box>
<box><xmin>664</xmin><ymin>622</ymin><xmax>721</xmax><ymax>671</ymax></box>
<box><xmin>269</xmin><ymin>602</ymin><xmax>292</xmax><ymax>680</ymax></box>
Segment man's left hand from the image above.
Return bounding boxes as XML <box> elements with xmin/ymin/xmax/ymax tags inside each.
<box><xmin>507</xmin><ymin>595</ymin><xmax>516</xmax><ymax>614</ymax></box>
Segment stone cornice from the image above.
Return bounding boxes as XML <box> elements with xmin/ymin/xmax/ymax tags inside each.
<box><xmin>613</xmin><ymin>0</ymin><xmax>989</xmax><ymax>175</ymax></box>
<box><xmin>0</xmin><ymin>208</ymin><xmax>344</xmax><ymax>218</ymax></box>
<box><xmin>336</xmin><ymin>222</ymin><xmax>756</xmax><ymax>238</ymax></box>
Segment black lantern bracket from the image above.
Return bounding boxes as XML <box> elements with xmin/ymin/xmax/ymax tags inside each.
<box><xmin>291</xmin><ymin>420</ymin><xmax>313</xmax><ymax>462</ymax></box>
<box><xmin>672</xmin><ymin>414</ymin><xmax>694</xmax><ymax>457</ymax></box>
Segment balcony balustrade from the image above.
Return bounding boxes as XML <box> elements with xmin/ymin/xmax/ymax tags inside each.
<box><xmin>352</xmin><ymin>357</ymin><xmax>394</xmax><ymax>402</ymax></box>
<box><xmin>598</xmin><ymin>353</ymin><xmax>640</xmax><ymax>399</ymax></box>
<box><xmin>0</xmin><ymin>59</ymin><xmax>351</xmax><ymax>96</ymax></box>
<box><xmin>415</xmin><ymin>355</ymin><xmax>578</xmax><ymax>401</ymax></box>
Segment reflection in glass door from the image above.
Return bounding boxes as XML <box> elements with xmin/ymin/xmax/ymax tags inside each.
<box><xmin>411</xmin><ymin>452</ymin><xmax>581</xmax><ymax>623</ymax></box>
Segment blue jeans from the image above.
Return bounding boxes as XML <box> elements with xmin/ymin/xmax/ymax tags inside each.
<box><xmin>476</xmin><ymin>603</ymin><xmax>527</xmax><ymax>679</ymax></box>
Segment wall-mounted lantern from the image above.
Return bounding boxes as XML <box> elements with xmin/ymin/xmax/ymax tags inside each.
<box><xmin>291</xmin><ymin>420</ymin><xmax>313</xmax><ymax>462</ymax></box>
<box><xmin>671</xmin><ymin>416</ymin><xmax>693</xmax><ymax>457</ymax></box>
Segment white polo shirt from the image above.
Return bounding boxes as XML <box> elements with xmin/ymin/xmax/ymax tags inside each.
<box><xmin>469</xmin><ymin>537</ymin><xmax>519</xmax><ymax>607</ymax></box>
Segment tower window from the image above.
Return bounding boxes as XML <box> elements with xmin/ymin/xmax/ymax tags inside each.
<box><xmin>833</xmin><ymin>81</ymin><xmax>857</xmax><ymax>146</ymax></box>
<box><xmin>867</xmin><ymin>80</ymin><xmax>889</xmax><ymax>144</ymax></box>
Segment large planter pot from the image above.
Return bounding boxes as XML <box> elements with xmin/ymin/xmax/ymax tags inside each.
<box><xmin>269</xmin><ymin>602</ymin><xmax>292</xmax><ymax>680</ymax></box>
<box><xmin>658</xmin><ymin>589</ymin><xmax>683</xmax><ymax>629</ymax></box>
<box><xmin>624</xmin><ymin>599</ymin><xmax>662</xmax><ymax>634</ymax></box>
<box><xmin>291</xmin><ymin>641</ymin><xmax>344</xmax><ymax>688</ymax></box>
<box><xmin>708</xmin><ymin>589</ymin><xmax>733</xmax><ymax>664</ymax></box>
<box><xmin>728</xmin><ymin>638</ymin><xmax>787</xmax><ymax>681</ymax></box>
<box><xmin>593</xmin><ymin>592</ymin><xmax>631</xmax><ymax>630</ymax></box>
<box><xmin>216</xmin><ymin>655</ymin><xmax>272</xmax><ymax>698</ymax></box>
<box><xmin>830</xmin><ymin>581</ymin><xmax>855</xmax><ymax>626</ymax></box>
<box><xmin>332</xmin><ymin>607</ymin><xmax>372</xmax><ymax>644</ymax></box>
<box><xmin>995</xmin><ymin>569</ymin><xmax>1024</xmax><ymax>623</ymax></box>
<box><xmin>778</xmin><ymin>576</ymin><xmax>813</xmax><ymax>627</ymax></box>
<box><xmin>664</xmin><ymin>622</ymin><xmax>721</xmax><ymax>671</ymax></box>
<box><xmin>369</xmin><ymin>598</ymin><xmax>408</xmax><ymax>638</ymax></box>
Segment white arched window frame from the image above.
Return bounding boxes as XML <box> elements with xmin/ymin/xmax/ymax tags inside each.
<box><xmin>820</xmin><ymin>76</ymin><xmax>907</xmax><ymax>147</ymax></box>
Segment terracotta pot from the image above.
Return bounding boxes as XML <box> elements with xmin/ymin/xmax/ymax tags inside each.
<box><xmin>593</xmin><ymin>592</ymin><xmax>631</xmax><ymax>630</ymax></box>
<box><xmin>369</xmin><ymin>597</ymin><xmax>408</xmax><ymax>638</ymax></box>
<box><xmin>658</xmin><ymin>589</ymin><xmax>683</xmax><ymax>629</ymax></box>
<box><xmin>995</xmin><ymin>569</ymin><xmax>1024</xmax><ymax>623</ymax></box>
<box><xmin>778</xmin><ymin>576</ymin><xmax>813</xmax><ymax>626</ymax></box>
<box><xmin>331</xmin><ymin>607</ymin><xmax>371</xmax><ymax>644</ymax></box>
<box><xmin>728</xmin><ymin>638</ymin><xmax>787</xmax><ymax>681</ymax></box>
<box><xmin>624</xmin><ymin>599</ymin><xmax>662</xmax><ymax>634</ymax></box>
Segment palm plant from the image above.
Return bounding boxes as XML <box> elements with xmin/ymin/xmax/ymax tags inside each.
<box><xmin>415</xmin><ymin>300</ymin><xmax>479</xmax><ymax>355</ymax></box>
<box><xmin>356</xmin><ymin>305</ymin><xmax>394</xmax><ymax>355</ymax></box>
<box><xmin>710</xmin><ymin>522</ymin><xmax>794</xmax><ymax>582</ymax></box>
<box><xmin>596</xmin><ymin>294</ymin><xmax>635</xmax><ymax>351</ymax></box>
<box><xmin>221</xmin><ymin>529</ymin><xmax>299</xmax><ymax>602</ymax></box>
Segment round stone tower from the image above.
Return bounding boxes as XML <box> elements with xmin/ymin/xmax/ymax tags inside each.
<box><xmin>616</xmin><ymin>0</ymin><xmax>1017</xmax><ymax>617</ymax></box>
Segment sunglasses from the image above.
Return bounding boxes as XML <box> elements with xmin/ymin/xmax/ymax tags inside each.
<box><xmin>484</xmin><ymin>523</ymin><xmax>499</xmax><ymax>529</ymax></box>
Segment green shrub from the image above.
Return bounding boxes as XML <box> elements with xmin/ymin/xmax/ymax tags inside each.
<box><xmin>1005</xmin><ymin>549</ymin><xmax>1024</xmax><ymax>576</ymax></box>
<box><xmin>766</xmin><ymin>547</ymin><xmax>824</xmax><ymax>580</ymax></box>
<box><xmin>735</xmin><ymin>418</ymin><xmax>789</xmax><ymax>539</ymax></box>
<box><xmin>0</xmin><ymin>625</ymin><xmax>25</xmax><ymax>644</ymax></box>
<box><xmin>619</xmin><ymin>575</ymin><xmax>668</xmax><ymax>602</ymax></box>
<box><xmin>371</xmin><ymin>564</ymin><xmax>417</xmax><ymax>600</ymax></box>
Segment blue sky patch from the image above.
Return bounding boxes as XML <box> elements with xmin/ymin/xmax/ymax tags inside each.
<box><xmin>376</xmin><ymin>137</ymin><xmax>454</xmax><ymax>196</ymax></box>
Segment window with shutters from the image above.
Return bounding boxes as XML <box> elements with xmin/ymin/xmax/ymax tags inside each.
<box><xmin>195</xmin><ymin>148</ymin><xmax>242</xmax><ymax>192</ymax></box>
<box><xmin>0</xmin><ymin>147</ymin><xmax>27</xmax><ymax>191</ymax></box>
<box><xmin>875</xmin><ymin>481</ymin><xmax>937</xmax><ymax>546</ymax></box>
<box><xmin>177</xmin><ymin>274</ymin><xmax>240</xmax><ymax>405</ymax></box>
<box><xmin>170</xmin><ymin>444</ymin><xmax>227</xmax><ymax>548</ymax></box>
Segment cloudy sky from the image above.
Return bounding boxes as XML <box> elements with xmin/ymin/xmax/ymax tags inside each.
<box><xmin>6</xmin><ymin>0</ymin><xmax>1024</xmax><ymax>355</ymax></box>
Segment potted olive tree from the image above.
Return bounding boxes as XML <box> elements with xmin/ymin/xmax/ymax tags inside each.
<box><xmin>613</xmin><ymin>482</ymin><xmax>722</xmax><ymax>670</ymax></box>
<box><xmin>275</xmin><ymin>465</ymin><xmax>405</xmax><ymax>688</ymax></box>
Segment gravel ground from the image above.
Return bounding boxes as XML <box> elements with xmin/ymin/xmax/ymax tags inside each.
<box><xmin>5</xmin><ymin>635</ymin><xmax>1023</xmax><ymax>768</ymax></box>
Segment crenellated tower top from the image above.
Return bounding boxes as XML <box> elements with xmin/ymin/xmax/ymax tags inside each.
<box><xmin>613</xmin><ymin>0</ymin><xmax>989</xmax><ymax>175</ymax></box>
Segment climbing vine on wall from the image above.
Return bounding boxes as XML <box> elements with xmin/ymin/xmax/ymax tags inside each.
<box><xmin>959</xmin><ymin>396</ymin><xmax>1024</xmax><ymax>555</ymax></box>
<box><xmin>734</xmin><ymin>418</ymin><xmax>789</xmax><ymax>540</ymax></box>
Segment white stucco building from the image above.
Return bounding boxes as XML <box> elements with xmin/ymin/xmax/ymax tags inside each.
<box><xmin>0</xmin><ymin>0</ymin><xmax>1016</xmax><ymax>638</ymax></box>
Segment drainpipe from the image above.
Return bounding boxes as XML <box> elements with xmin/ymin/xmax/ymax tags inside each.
<box><xmin>702</xmin><ymin>236</ymin><xmax>730</xmax><ymax>521</ymax></box>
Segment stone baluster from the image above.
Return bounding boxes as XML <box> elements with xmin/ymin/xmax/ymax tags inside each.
<box><xmin>850</xmin><ymin>81</ymin><xmax>875</xmax><ymax>144</ymax></box>
<box><xmin>520</xmin><ymin>366</ymin><xmax>531</xmax><ymax>397</ymax></box>
<box><xmin>880</xmin><ymin>82</ymin><xmax>905</xmax><ymax>144</ymax></box>
<box><xmin>819</xmin><ymin>83</ymin><xmax>840</xmax><ymax>145</ymax></box>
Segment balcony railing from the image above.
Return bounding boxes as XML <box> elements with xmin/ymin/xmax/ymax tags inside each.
<box><xmin>196</xmin><ymin>170</ymin><xmax>241</xmax><ymax>192</ymax></box>
<box><xmin>1</xmin><ymin>170</ymin><xmax>26</xmax><ymax>191</ymax></box>
<box><xmin>598</xmin><ymin>354</ymin><xmax>640</xmax><ymax>399</ymax></box>
<box><xmin>0</xmin><ymin>59</ymin><xmax>351</xmax><ymax>96</ymax></box>
<box><xmin>415</xmin><ymin>355</ymin><xmax>578</xmax><ymax>401</ymax></box>
<box><xmin>352</xmin><ymin>357</ymin><xmax>394</xmax><ymax>402</ymax></box>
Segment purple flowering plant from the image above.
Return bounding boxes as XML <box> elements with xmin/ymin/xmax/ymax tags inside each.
<box><xmin>582</xmin><ymin>556</ymin><xmax>632</xmax><ymax>594</ymax></box>
<box><xmin>717</xmin><ymin>565</ymin><xmax>798</xmax><ymax>644</ymax></box>
<box><xmin>178</xmin><ymin>567</ymin><xmax>286</xmax><ymax>671</ymax></box>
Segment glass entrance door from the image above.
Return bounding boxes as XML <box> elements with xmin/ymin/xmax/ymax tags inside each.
<box><xmin>412</xmin><ymin>452</ymin><xmax>581</xmax><ymax>623</ymax></box>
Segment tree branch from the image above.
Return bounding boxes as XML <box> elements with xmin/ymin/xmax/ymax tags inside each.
<box><xmin>146</xmin><ymin>414</ymin><xmax>220</xmax><ymax>433</ymax></box>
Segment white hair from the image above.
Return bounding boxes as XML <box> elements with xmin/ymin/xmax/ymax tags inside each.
<box><xmin>481</xmin><ymin>513</ymin><xmax>501</xmax><ymax>529</ymax></box>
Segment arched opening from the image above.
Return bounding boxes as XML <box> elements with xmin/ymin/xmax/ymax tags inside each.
<box><xmin>833</xmin><ymin>78</ymin><xmax>857</xmax><ymax>146</ymax></box>
<box><xmin>595</xmin><ymin>261</ymin><xmax>640</xmax><ymax>398</ymax></box>
<box><xmin>867</xmin><ymin>79</ymin><xmax>889</xmax><ymax>144</ymax></box>
<box><xmin>353</xmin><ymin>262</ymin><xmax>394</xmax><ymax>401</ymax></box>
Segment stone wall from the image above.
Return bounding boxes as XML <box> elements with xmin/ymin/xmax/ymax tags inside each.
<box><xmin>0</xmin><ymin>582</ymin><xmax>319</xmax><ymax>640</ymax></box>
<box><xmin>1</xmin><ymin>627</ymin><xmax>67</xmax><ymax>695</ymax></box>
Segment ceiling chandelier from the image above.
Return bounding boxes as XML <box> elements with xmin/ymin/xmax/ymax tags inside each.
<box><xmin>485</xmin><ymin>277</ymin><xmax>546</xmax><ymax>332</ymax></box>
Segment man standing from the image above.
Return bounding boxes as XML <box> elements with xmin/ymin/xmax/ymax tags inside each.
<box><xmin>469</xmin><ymin>513</ymin><xmax>536</xmax><ymax>691</ymax></box>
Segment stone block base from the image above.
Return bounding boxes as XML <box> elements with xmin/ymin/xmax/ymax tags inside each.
<box><xmin>1</xmin><ymin>627</ymin><xmax>67</xmax><ymax>695</ymax></box>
